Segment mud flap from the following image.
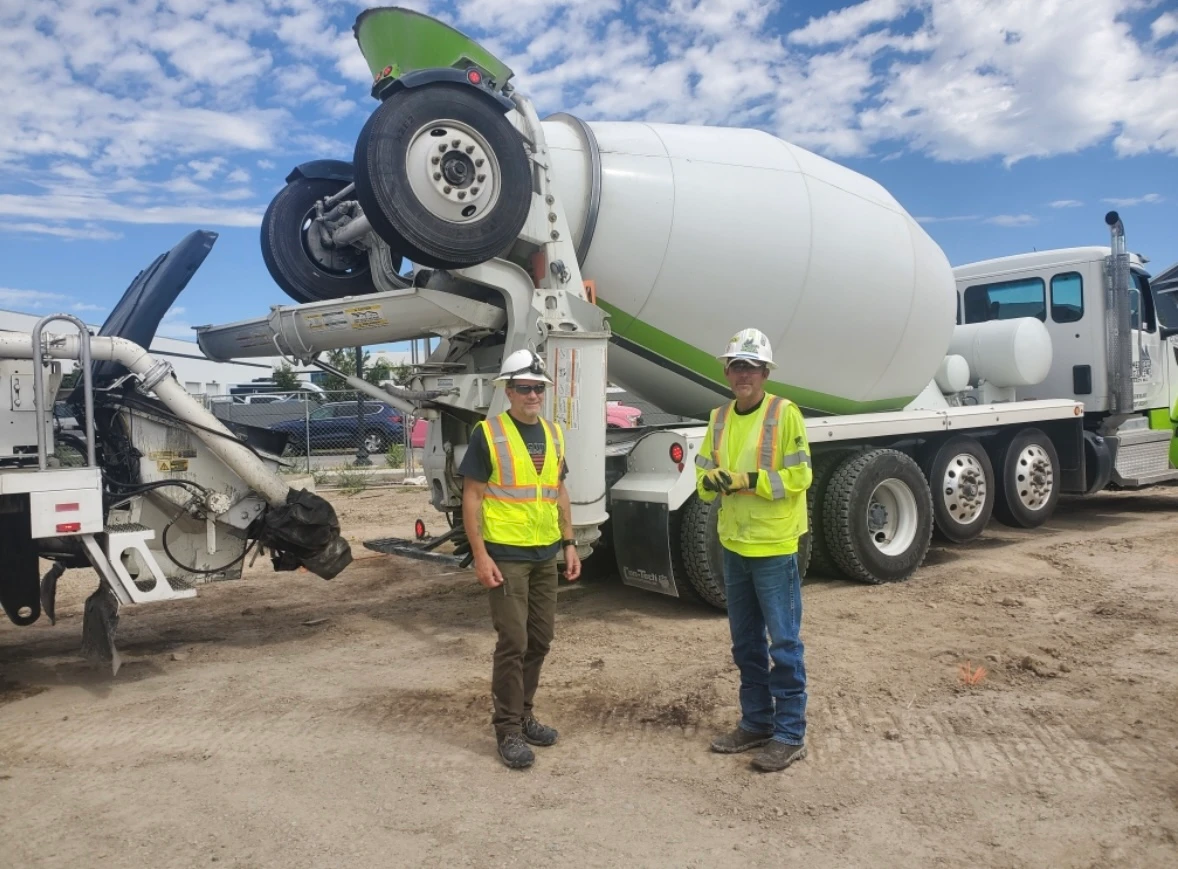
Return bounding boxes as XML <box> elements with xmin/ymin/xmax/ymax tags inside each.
<box><xmin>610</xmin><ymin>500</ymin><xmax>687</xmax><ymax>598</ymax></box>
<box><xmin>80</xmin><ymin>584</ymin><xmax>122</xmax><ymax>676</ymax></box>
<box><xmin>0</xmin><ymin>509</ymin><xmax>41</xmax><ymax>626</ymax></box>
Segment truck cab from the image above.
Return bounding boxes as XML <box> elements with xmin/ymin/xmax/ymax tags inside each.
<box><xmin>953</xmin><ymin>246</ymin><xmax>1178</xmax><ymax>415</ymax></box>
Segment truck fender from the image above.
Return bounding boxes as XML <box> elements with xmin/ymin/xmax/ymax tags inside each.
<box><xmin>1083</xmin><ymin>430</ymin><xmax>1114</xmax><ymax>495</ymax></box>
<box><xmin>374</xmin><ymin>68</ymin><xmax>515</xmax><ymax>113</ymax></box>
<box><xmin>284</xmin><ymin>160</ymin><xmax>354</xmax><ymax>185</ymax></box>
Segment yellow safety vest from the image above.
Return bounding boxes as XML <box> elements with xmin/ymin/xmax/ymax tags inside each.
<box><xmin>697</xmin><ymin>396</ymin><xmax>810</xmax><ymax>556</ymax></box>
<box><xmin>479</xmin><ymin>412</ymin><xmax>565</xmax><ymax>548</ymax></box>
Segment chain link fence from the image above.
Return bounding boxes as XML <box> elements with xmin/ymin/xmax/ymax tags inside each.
<box><xmin>207</xmin><ymin>390</ymin><xmax>423</xmax><ymax>489</ymax></box>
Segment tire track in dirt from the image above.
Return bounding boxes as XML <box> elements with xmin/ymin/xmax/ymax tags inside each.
<box><xmin>4</xmin><ymin>681</ymin><xmax>1171</xmax><ymax>792</ymax></box>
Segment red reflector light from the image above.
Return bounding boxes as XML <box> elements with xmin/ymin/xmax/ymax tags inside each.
<box><xmin>669</xmin><ymin>443</ymin><xmax>684</xmax><ymax>464</ymax></box>
<box><xmin>56</xmin><ymin>522</ymin><xmax>81</xmax><ymax>533</ymax></box>
<box><xmin>414</xmin><ymin>519</ymin><xmax>426</xmax><ymax>540</ymax></box>
<box><xmin>56</xmin><ymin>502</ymin><xmax>79</xmax><ymax>512</ymax></box>
<box><xmin>467</xmin><ymin>68</ymin><xmax>482</xmax><ymax>85</ymax></box>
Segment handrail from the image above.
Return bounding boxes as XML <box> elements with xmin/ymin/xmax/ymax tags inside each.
<box><xmin>31</xmin><ymin>314</ymin><xmax>97</xmax><ymax>470</ymax></box>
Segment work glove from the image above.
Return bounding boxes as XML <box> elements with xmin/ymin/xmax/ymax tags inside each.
<box><xmin>721</xmin><ymin>471</ymin><xmax>750</xmax><ymax>492</ymax></box>
<box><xmin>701</xmin><ymin>468</ymin><xmax>730</xmax><ymax>493</ymax></box>
<box><xmin>701</xmin><ymin>469</ymin><xmax>751</xmax><ymax>494</ymax></box>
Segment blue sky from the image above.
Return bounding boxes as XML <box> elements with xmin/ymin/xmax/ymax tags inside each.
<box><xmin>1</xmin><ymin>0</ymin><xmax>1176</xmax><ymax>347</ymax></box>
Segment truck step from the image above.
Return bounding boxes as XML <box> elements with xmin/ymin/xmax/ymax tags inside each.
<box><xmin>1111</xmin><ymin>426</ymin><xmax>1174</xmax><ymax>486</ymax></box>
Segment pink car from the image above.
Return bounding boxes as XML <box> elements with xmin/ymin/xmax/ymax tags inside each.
<box><xmin>409</xmin><ymin>402</ymin><xmax>643</xmax><ymax>448</ymax></box>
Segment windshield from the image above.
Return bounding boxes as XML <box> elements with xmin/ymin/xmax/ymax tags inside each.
<box><xmin>1145</xmin><ymin>270</ymin><xmax>1178</xmax><ymax>332</ymax></box>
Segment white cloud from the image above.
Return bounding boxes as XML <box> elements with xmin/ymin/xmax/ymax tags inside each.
<box><xmin>72</xmin><ymin>302</ymin><xmax>107</xmax><ymax>312</ymax></box>
<box><xmin>1049</xmin><ymin>199</ymin><xmax>1084</xmax><ymax>208</ymax></box>
<box><xmin>157</xmin><ymin>305</ymin><xmax>196</xmax><ymax>338</ymax></box>
<box><xmin>1152</xmin><ymin>12</ymin><xmax>1178</xmax><ymax>42</ymax></box>
<box><xmin>1</xmin><ymin>0</ymin><xmax>1177</xmax><ymax>242</ymax></box>
<box><xmin>789</xmin><ymin>0</ymin><xmax>916</xmax><ymax>46</ymax></box>
<box><xmin>0</xmin><ymin>222</ymin><xmax>123</xmax><ymax>240</ymax></box>
<box><xmin>1101</xmin><ymin>193</ymin><xmax>1164</xmax><ymax>206</ymax></box>
<box><xmin>915</xmin><ymin>214</ymin><xmax>982</xmax><ymax>224</ymax></box>
<box><xmin>986</xmin><ymin>214</ymin><xmax>1038</xmax><ymax>227</ymax></box>
<box><xmin>0</xmin><ymin>288</ymin><xmax>72</xmax><ymax>308</ymax></box>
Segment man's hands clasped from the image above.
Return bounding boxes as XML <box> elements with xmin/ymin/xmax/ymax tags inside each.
<box><xmin>701</xmin><ymin>468</ymin><xmax>751</xmax><ymax>494</ymax></box>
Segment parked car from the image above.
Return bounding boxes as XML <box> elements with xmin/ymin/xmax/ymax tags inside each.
<box><xmin>53</xmin><ymin>402</ymin><xmax>80</xmax><ymax>433</ymax></box>
<box><xmin>269</xmin><ymin>400</ymin><xmax>404</xmax><ymax>454</ymax></box>
<box><xmin>408</xmin><ymin>401</ymin><xmax>643</xmax><ymax>449</ymax></box>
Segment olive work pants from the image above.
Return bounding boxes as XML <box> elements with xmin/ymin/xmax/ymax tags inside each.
<box><xmin>488</xmin><ymin>557</ymin><xmax>558</xmax><ymax>736</ymax></box>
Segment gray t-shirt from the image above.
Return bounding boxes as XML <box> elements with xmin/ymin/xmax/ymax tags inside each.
<box><xmin>459</xmin><ymin>415</ymin><xmax>568</xmax><ymax>562</ymax></box>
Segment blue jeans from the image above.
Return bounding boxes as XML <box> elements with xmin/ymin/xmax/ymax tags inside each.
<box><xmin>722</xmin><ymin>549</ymin><xmax>807</xmax><ymax>744</ymax></box>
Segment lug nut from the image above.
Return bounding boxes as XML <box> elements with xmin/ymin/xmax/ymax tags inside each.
<box><xmin>444</xmin><ymin>186</ymin><xmax>452</xmax><ymax>194</ymax></box>
<box><xmin>452</xmin><ymin>139</ymin><xmax>460</xmax><ymax>148</ymax></box>
<box><xmin>458</xmin><ymin>191</ymin><xmax>466</xmax><ymax>200</ymax></box>
<box><xmin>477</xmin><ymin>174</ymin><xmax>486</xmax><ymax>182</ymax></box>
<box><xmin>465</xmin><ymin>145</ymin><xmax>474</xmax><ymax>154</ymax></box>
<box><xmin>432</xmin><ymin>156</ymin><xmax>440</xmax><ymax>165</ymax></box>
<box><xmin>439</xmin><ymin>143</ymin><xmax>447</xmax><ymax>152</ymax></box>
<box><xmin>434</xmin><ymin>173</ymin><xmax>442</xmax><ymax>181</ymax></box>
<box><xmin>475</xmin><ymin>159</ymin><xmax>485</xmax><ymax>167</ymax></box>
<box><xmin>471</xmin><ymin>187</ymin><xmax>479</xmax><ymax>194</ymax></box>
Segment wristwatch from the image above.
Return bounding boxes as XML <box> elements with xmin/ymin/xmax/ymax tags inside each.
<box><xmin>561</xmin><ymin>538</ymin><xmax>577</xmax><ymax>549</ymax></box>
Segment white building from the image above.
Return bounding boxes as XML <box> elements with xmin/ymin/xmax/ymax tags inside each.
<box><xmin>0</xmin><ymin>309</ymin><xmax>430</xmax><ymax>397</ymax></box>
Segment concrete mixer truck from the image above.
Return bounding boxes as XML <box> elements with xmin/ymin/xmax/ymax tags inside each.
<box><xmin>194</xmin><ymin>7</ymin><xmax>1177</xmax><ymax>607</ymax></box>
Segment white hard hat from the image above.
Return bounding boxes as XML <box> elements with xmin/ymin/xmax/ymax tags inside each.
<box><xmin>494</xmin><ymin>348</ymin><xmax>553</xmax><ymax>385</ymax></box>
<box><xmin>718</xmin><ymin>328</ymin><xmax>776</xmax><ymax>369</ymax></box>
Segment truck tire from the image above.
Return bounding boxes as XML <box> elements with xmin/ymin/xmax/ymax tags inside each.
<box><xmin>677</xmin><ymin>494</ymin><xmax>727</xmax><ymax>610</ymax></box>
<box><xmin>823</xmin><ymin>449</ymin><xmax>934</xmax><ymax>584</ymax></box>
<box><xmin>666</xmin><ymin>505</ymin><xmax>708</xmax><ymax>608</ymax></box>
<box><xmin>354</xmin><ymin>84</ymin><xmax>532</xmax><ymax>270</ymax></box>
<box><xmin>261</xmin><ymin>176</ymin><xmax>379</xmax><ymax>304</ymax></box>
<box><xmin>991</xmin><ymin>427</ymin><xmax>1060</xmax><ymax>528</ymax></box>
<box><xmin>803</xmin><ymin>450</ymin><xmax>854</xmax><ymax>580</ymax></box>
<box><xmin>921</xmin><ymin>435</ymin><xmax>994</xmax><ymax>543</ymax></box>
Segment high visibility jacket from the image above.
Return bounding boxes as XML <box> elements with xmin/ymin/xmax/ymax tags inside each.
<box><xmin>479</xmin><ymin>412</ymin><xmax>565</xmax><ymax>548</ymax></box>
<box><xmin>694</xmin><ymin>396</ymin><xmax>812</xmax><ymax>557</ymax></box>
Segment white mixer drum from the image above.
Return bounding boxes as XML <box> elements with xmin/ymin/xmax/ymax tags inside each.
<box><xmin>544</xmin><ymin>118</ymin><xmax>957</xmax><ymax>418</ymax></box>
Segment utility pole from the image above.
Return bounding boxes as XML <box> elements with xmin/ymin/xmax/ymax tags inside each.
<box><xmin>354</xmin><ymin>345</ymin><xmax>371</xmax><ymax>466</ymax></box>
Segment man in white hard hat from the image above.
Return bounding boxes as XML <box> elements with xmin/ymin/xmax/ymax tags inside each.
<box><xmin>694</xmin><ymin>328</ymin><xmax>813</xmax><ymax>772</ymax></box>
<box><xmin>459</xmin><ymin>348</ymin><xmax>581</xmax><ymax>770</ymax></box>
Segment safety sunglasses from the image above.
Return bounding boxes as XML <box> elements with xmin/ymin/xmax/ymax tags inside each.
<box><xmin>509</xmin><ymin>383</ymin><xmax>546</xmax><ymax>395</ymax></box>
<box><xmin>727</xmin><ymin>360</ymin><xmax>766</xmax><ymax>373</ymax></box>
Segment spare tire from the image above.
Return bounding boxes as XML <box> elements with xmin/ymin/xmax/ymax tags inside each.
<box><xmin>260</xmin><ymin>176</ymin><xmax>380</xmax><ymax>303</ymax></box>
<box><xmin>354</xmin><ymin>83</ymin><xmax>532</xmax><ymax>270</ymax></box>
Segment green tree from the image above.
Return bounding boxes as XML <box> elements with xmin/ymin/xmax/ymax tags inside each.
<box><xmin>272</xmin><ymin>362</ymin><xmax>299</xmax><ymax>391</ymax></box>
<box><xmin>319</xmin><ymin>348</ymin><xmax>396</xmax><ymax>396</ymax></box>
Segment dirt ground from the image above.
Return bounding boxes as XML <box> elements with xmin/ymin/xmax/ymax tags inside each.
<box><xmin>2</xmin><ymin>484</ymin><xmax>1178</xmax><ymax>869</ymax></box>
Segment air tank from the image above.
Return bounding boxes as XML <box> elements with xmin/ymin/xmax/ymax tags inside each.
<box><xmin>541</xmin><ymin>118</ymin><xmax>958</xmax><ymax>419</ymax></box>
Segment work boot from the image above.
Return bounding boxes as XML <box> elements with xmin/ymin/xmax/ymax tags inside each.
<box><xmin>497</xmin><ymin>732</ymin><xmax>535</xmax><ymax>770</ymax></box>
<box><xmin>522</xmin><ymin>716</ymin><xmax>558</xmax><ymax>747</ymax></box>
<box><xmin>710</xmin><ymin>726</ymin><xmax>773</xmax><ymax>754</ymax></box>
<box><xmin>751</xmin><ymin>740</ymin><xmax>807</xmax><ymax>772</ymax></box>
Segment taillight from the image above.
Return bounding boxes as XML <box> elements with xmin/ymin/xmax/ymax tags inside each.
<box><xmin>669</xmin><ymin>443</ymin><xmax>684</xmax><ymax>464</ymax></box>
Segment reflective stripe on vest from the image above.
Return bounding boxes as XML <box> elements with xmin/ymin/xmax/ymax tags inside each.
<box><xmin>713</xmin><ymin>396</ymin><xmax>805</xmax><ymax>501</ymax></box>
